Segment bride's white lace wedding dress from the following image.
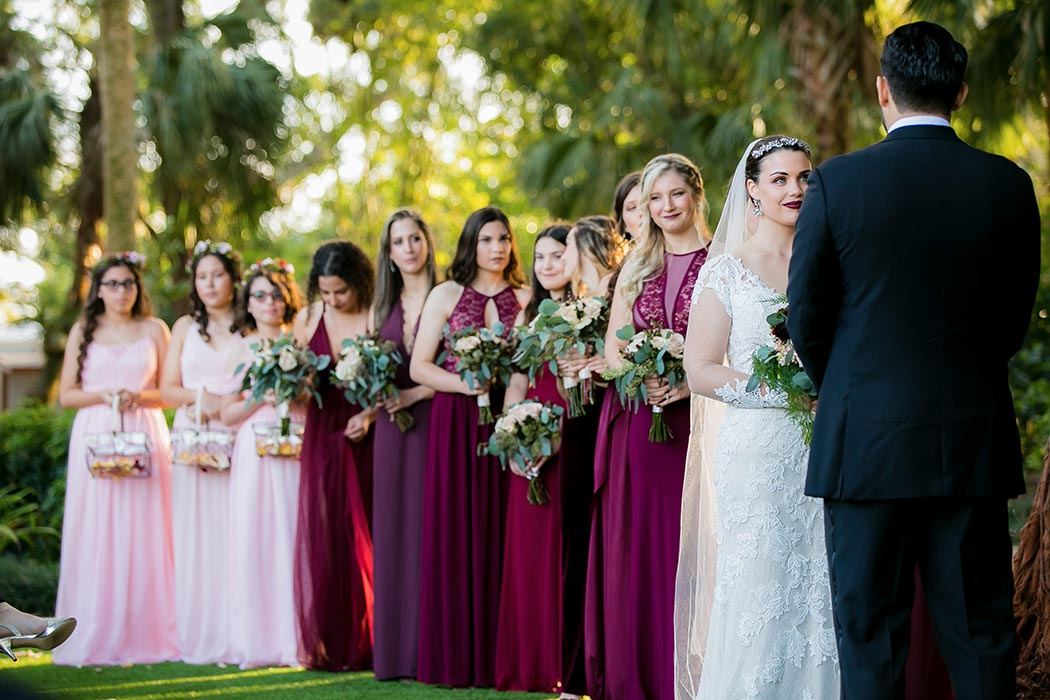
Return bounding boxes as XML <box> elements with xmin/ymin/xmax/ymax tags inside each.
<box><xmin>683</xmin><ymin>254</ymin><xmax>840</xmax><ymax>699</ymax></box>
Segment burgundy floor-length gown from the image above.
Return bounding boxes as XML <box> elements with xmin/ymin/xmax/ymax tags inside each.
<box><xmin>416</xmin><ymin>285</ymin><xmax>522</xmax><ymax>688</ymax></box>
<box><xmin>294</xmin><ymin>314</ymin><xmax>375</xmax><ymax>671</ymax></box>
<box><xmin>558</xmin><ymin>384</ymin><xmax>602</xmax><ymax>696</ymax></box>
<box><xmin>585</xmin><ymin>249</ymin><xmax>706</xmax><ymax>700</ymax></box>
<box><xmin>495</xmin><ymin>370</ymin><xmax>566</xmax><ymax>692</ymax></box>
<box><xmin>372</xmin><ymin>299</ymin><xmax>432</xmax><ymax>680</ymax></box>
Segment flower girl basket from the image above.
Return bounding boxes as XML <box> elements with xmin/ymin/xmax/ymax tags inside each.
<box><xmin>85</xmin><ymin>394</ymin><xmax>153</xmax><ymax>478</ymax></box>
<box><xmin>252</xmin><ymin>400</ymin><xmax>305</xmax><ymax>459</ymax></box>
<box><xmin>170</xmin><ymin>386</ymin><xmax>235</xmax><ymax>471</ymax></box>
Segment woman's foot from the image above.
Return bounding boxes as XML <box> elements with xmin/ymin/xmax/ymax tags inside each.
<box><xmin>0</xmin><ymin>604</ymin><xmax>77</xmax><ymax>661</ymax></box>
<box><xmin>0</xmin><ymin>604</ymin><xmax>47</xmax><ymax>637</ymax></box>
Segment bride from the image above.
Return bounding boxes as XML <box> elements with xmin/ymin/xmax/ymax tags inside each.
<box><xmin>674</xmin><ymin>135</ymin><xmax>840</xmax><ymax>699</ymax></box>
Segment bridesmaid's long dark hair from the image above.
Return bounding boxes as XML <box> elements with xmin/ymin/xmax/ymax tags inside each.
<box><xmin>524</xmin><ymin>223</ymin><xmax>571</xmax><ymax>323</ymax></box>
<box><xmin>612</xmin><ymin>171</ymin><xmax>641</xmax><ymax>241</ymax></box>
<box><xmin>77</xmin><ymin>257</ymin><xmax>153</xmax><ymax>384</ymax></box>
<box><xmin>305</xmin><ymin>241</ymin><xmax>375</xmax><ymax>320</ymax></box>
<box><xmin>188</xmin><ymin>250</ymin><xmax>242</xmax><ymax>342</ymax></box>
<box><xmin>374</xmin><ymin>209</ymin><xmax>437</xmax><ymax>332</ymax></box>
<box><xmin>447</xmin><ymin>206</ymin><xmax>526</xmax><ymax>288</ymax></box>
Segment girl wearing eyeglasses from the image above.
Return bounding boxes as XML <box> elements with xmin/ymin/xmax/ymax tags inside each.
<box><xmin>54</xmin><ymin>252</ymin><xmax>177</xmax><ymax>666</ymax></box>
<box><xmin>220</xmin><ymin>259</ymin><xmax>305</xmax><ymax>668</ymax></box>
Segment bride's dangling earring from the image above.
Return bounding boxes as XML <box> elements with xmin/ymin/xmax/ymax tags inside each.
<box><xmin>751</xmin><ymin>198</ymin><xmax>763</xmax><ymax>217</ymax></box>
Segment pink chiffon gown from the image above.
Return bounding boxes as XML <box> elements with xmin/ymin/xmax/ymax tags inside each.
<box><xmin>294</xmin><ymin>314</ymin><xmax>374</xmax><ymax>671</ymax></box>
<box><xmin>228</xmin><ymin>336</ymin><xmax>305</xmax><ymax>668</ymax></box>
<box><xmin>495</xmin><ymin>369</ymin><xmax>565</xmax><ymax>692</ymax></box>
<box><xmin>416</xmin><ymin>285</ymin><xmax>521</xmax><ymax>687</ymax></box>
<box><xmin>171</xmin><ymin>324</ymin><xmax>242</xmax><ymax>664</ymax></box>
<box><xmin>585</xmin><ymin>249</ymin><xmax>706</xmax><ymax>700</ymax></box>
<box><xmin>53</xmin><ymin>336</ymin><xmax>178</xmax><ymax>666</ymax></box>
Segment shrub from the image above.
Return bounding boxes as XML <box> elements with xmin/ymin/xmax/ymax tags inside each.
<box><xmin>0</xmin><ymin>555</ymin><xmax>58</xmax><ymax>616</ymax></box>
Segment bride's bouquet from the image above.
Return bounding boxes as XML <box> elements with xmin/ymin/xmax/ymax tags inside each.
<box><xmin>477</xmin><ymin>400</ymin><xmax>564</xmax><ymax>505</ymax></box>
<box><xmin>332</xmin><ymin>335</ymin><xmax>414</xmax><ymax>432</ymax></box>
<box><xmin>440</xmin><ymin>322</ymin><xmax>515</xmax><ymax>424</ymax></box>
<box><xmin>602</xmin><ymin>326</ymin><xmax>686</xmax><ymax>442</ymax></box>
<box><xmin>513</xmin><ymin>296</ymin><xmax>608</xmax><ymax>417</ymax></box>
<box><xmin>748</xmin><ymin>300</ymin><xmax>818</xmax><ymax>443</ymax></box>
<box><xmin>237</xmin><ymin>333</ymin><xmax>329</xmax><ymax>457</ymax></box>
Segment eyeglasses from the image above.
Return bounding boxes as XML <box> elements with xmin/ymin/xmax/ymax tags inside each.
<box><xmin>99</xmin><ymin>280</ymin><xmax>137</xmax><ymax>291</ymax></box>
<box><xmin>249</xmin><ymin>291</ymin><xmax>286</xmax><ymax>303</ymax></box>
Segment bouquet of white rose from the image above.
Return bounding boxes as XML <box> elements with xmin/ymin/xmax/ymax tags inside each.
<box><xmin>236</xmin><ymin>333</ymin><xmax>329</xmax><ymax>457</ymax></box>
<box><xmin>332</xmin><ymin>334</ymin><xmax>413</xmax><ymax>432</ymax></box>
<box><xmin>601</xmin><ymin>326</ymin><xmax>686</xmax><ymax>442</ymax></box>
<box><xmin>513</xmin><ymin>295</ymin><xmax>608</xmax><ymax>417</ymax></box>
<box><xmin>477</xmin><ymin>400</ymin><xmax>564</xmax><ymax>505</ymax></box>
<box><xmin>748</xmin><ymin>300</ymin><xmax>818</xmax><ymax>443</ymax></box>
<box><xmin>439</xmin><ymin>322</ymin><xmax>515</xmax><ymax>424</ymax></box>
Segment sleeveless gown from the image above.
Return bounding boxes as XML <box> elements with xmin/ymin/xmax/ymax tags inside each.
<box><xmin>585</xmin><ymin>249</ymin><xmax>706</xmax><ymax>700</ymax></box>
<box><xmin>171</xmin><ymin>324</ymin><xmax>242</xmax><ymax>664</ymax></box>
<box><xmin>294</xmin><ymin>314</ymin><xmax>374</xmax><ymax>671</ymax></box>
<box><xmin>495</xmin><ymin>369</ymin><xmax>566</xmax><ymax>692</ymax></box>
<box><xmin>54</xmin><ymin>336</ymin><xmax>178</xmax><ymax>666</ymax></box>
<box><xmin>373</xmin><ymin>299</ymin><xmax>432</xmax><ymax>680</ymax></box>
<box><xmin>227</xmin><ymin>335</ymin><xmax>305</xmax><ymax>668</ymax></box>
<box><xmin>416</xmin><ymin>285</ymin><xmax>521</xmax><ymax>687</ymax></box>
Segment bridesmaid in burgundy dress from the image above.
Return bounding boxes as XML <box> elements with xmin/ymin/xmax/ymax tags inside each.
<box><xmin>371</xmin><ymin>209</ymin><xmax>437</xmax><ymax>680</ymax></box>
<box><xmin>587</xmin><ymin>154</ymin><xmax>709</xmax><ymax>700</ymax></box>
<box><xmin>495</xmin><ymin>224</ymin><xmax>572</xmax><ymax>692</ymax></box>
<box><xmin>292</xmin><ymin>242</ymin><xmax>376</xmax><ymax>671</ymax></box>
<box><xmin>554</xmin><ymin>215</ymin><xmax>625</xmax><ymax>700</ymax></box>
<box><xmin>410</xmin><ymin>207</ymin><xmax>529</xmax><ymax>688</ymax></box>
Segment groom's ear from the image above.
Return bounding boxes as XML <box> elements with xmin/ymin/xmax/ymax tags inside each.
<box><xmin>952</xmin><ymin>83</ymin><xmax>969</xmax><ymax>112</ymax></box>
<box><xmin>876</xmin><ymin>76</ymin><xmax>893</xmax><ymax>108</ymax></box>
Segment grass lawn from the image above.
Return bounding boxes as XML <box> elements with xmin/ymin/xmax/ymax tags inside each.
<box><xmin>0</xmin><ymin>653</ymin><xmax>555</xmax><ymax>699</ymax></box>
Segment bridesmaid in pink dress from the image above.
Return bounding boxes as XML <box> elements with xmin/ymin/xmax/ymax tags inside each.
<box><xmin>160</xmin><ymin>242</ymin><xmax>242</xmax><ymax>664</ymax></box>
<box><xmin>221</xmin><ymin>260</ymin><xmax>305</xmax><ymax>669</ymax></box>
<box><xmin>55</xmin><ymin>253</ymin><xmax>177</xmax><ymax>666</ymax></box>
<box><xmin>371</xmin><ymin>209</ymin><xmax>437</xmax><ymax>681</ymax></box>
<box><xmin>411</xmin><ymin>207</ymin><xmax>529</xmax><ymax>687</ymax></box>
<box><xmin>292</xmin><ymin>241</ymin><xmax>375</xmax><ymax>671</ymax></box>
<box><xmin>588</xmin><ymin>155</ymin><xmax>709</xmax><ymax>700</ymax></box>
<box><xmin>495</xmin><ymin>224</ymin><xmax>572</xmax><ymax>692</ymax></box>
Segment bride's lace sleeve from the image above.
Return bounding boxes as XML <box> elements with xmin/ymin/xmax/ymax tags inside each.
<box><xmin>688</xmin><ymin>256</ymin><xmax>788</xmax><ymax>409</ymax></box>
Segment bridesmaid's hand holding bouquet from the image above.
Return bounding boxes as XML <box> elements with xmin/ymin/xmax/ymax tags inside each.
<box><xmin>478</xmin><ymin>400</ymin><xmax>564</xmax><ymax>505</ymax></box>
<box><xmin>332</xmin><ymin>335</ymin><xmax>414</xmax><ymax>432</ymax></box>
<box><xmin>602</xmin><ymin>326</ymin><xmax>686</xmax><ymax>442</ymax></box>
<box><xmin>513</xmin><ymin>296</ymin><xmax>608</xmax><ymax>417</ymax></box>
<box><xmin>439</xmin><ymin>322</ymin><xmax>515</xmax><ymax>424</ymax></box>
<box><xmin>749</xmin><ymin>301</ymin><xmax>818</xmax><ymax>443</ymax></box>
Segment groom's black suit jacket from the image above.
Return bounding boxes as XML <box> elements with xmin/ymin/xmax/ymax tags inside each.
<box><xmin>787</xmin><ymin>125</ymin><xmax>1040</xmax><ymax>500</ymax></box>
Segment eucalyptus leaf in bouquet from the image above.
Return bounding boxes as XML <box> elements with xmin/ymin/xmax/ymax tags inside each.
<box><xmin>478</xmin><ymin>400</ymin><xmax>564</xmax><ymax>505</ymax></box>
<box><xmin>438</xmin><ymin>322</ymin><xmax>515</xmax><ymax>424</ymax></box>
<box><xmin>332</xmin><ymin>334</ymin><xmax>414</xmax><ymax>432</ymax></box>
<box><xmin>601</xmin><ymin>325</ymin><xmax>686</xmax><ymax>442</ymax></box>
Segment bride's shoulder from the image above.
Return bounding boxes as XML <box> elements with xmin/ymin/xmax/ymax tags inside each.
<box><xmin>699</xmin><ymin>253</ymin><xmax>745</xmax><ymax>284</ymax></box>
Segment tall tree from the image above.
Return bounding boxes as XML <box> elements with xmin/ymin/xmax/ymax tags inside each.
<box><xmin>97</xmin><ymin>0</ymin><xmax>138</xmax><ymax>251</ymax></box>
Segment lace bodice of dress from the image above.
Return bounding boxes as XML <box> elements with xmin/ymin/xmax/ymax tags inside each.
<box><xmin>441</xmin><ymin>285</ymin><xmax>521</xmax><ymax>372</ymax></box>
<box><xmin>633</xmin><ymin>249</ymin><xmax>708</xmax><ymax>333</ymax></box>
<box><xmin>695</xmin><ymin>254</ymin><xmax>788</xmax><ymax>374</ymax></box>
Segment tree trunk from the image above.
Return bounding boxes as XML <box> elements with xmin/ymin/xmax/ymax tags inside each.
<box><xmin>97</xmin><ymin>0</ymin><xmax>138</xmax><ymax>252</ymax></box>
<box><xmin>72</xmin><ymin>77</ymin><xmax>104</xmax><ymax>307</ymax></box>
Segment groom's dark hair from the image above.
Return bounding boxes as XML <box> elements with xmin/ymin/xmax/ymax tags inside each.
<box><xmin>880</xmin><ymin>21</ymin><xmax>967</xmax><ymax>115</ymax></box>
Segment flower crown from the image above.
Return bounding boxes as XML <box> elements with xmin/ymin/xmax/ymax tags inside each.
<box><xmin>92</xmin><ymin>251</ymin><xmax>146</xmax><ymax>275</ymax></box>
<box><xmin>246</xmin><ymin>257</ymin><xmax>295</xmax><ymax>277</ymax></box>
<box><xmin>186</xmin><ymin>239</ymin><xmax>239</xmax><ymax>273</ymax></box>
<box><xmin>749</xmin><ymin>136</ymin><xmax>812</xmax><ymax>161</ymax></box>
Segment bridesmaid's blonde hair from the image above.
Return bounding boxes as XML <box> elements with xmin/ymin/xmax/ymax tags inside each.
<box><xmin>617</xmin><ymin>154</ymin><xmax>710</xmax><ymax>310</ymax></box>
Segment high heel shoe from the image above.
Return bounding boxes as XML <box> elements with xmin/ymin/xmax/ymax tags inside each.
<box><xmin>12</xmin><ymin>617</ymin><xmax>77</xmax><ymax>653</ymax></box>
<box><xmin>0</xmin><ymin>624</ymin><xmax>26</xmax><ymax>662</ymax></box>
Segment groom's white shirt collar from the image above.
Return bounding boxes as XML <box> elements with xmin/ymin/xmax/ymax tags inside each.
<box><xmin>888</xmin><ymin>115</ymin><xmax>952</xmax><ymax>132</ymax></box>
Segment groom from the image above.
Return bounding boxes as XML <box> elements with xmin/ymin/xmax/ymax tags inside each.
<box><xmin>787</xmin><ymin>21</ymin><xmax>1041</xmax><ymax>700</ymax></box>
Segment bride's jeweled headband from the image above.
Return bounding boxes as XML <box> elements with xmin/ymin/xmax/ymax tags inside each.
<box><xmin>749</xmin><ymin>136</ymin><xmax>811</xmax><ymax>161</ymax></box>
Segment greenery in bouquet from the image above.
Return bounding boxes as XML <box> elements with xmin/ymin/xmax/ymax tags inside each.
<box><xmin>513</xmin><ymin>295</ymin><xmax>608</xmax><ymax>417</ymax></box>
<box><xmin>332</xmin><ymin>335</ymin><xmax>414</xmax><ymax>432</ymax></box>
<box><xmin>438</xmin><ymin>322</ymin><xmax>515</xmax><ymax>424</ymax></box>
<box><xmin>236</xmin><ymin>333</ymin><xmax>329</xmax><ymax>435</ymax></box>
<box><xmin>748</xmin><ymin>301</ymin><xmax>818</xmax><ymax>443</ymax></box>
<box><xmin>478</xmin><ymin>400</ymin><xmax>564</xmax><ymax>505</ymax></box>
<box><xmin>601</xmin><ymin>325</ymin><xmax>686</xmax><ymax>442</ymax></box>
